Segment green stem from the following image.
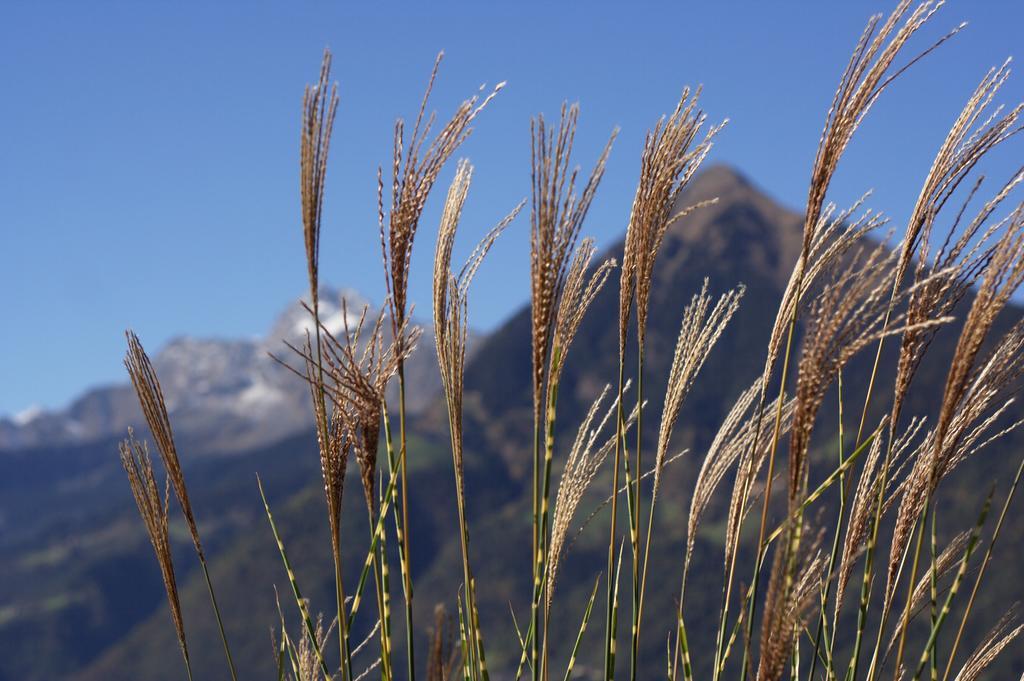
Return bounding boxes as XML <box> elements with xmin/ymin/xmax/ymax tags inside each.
<box><xmin>928</xmin><ymin>507</ymin><xmax>938</xmax><ymax>681</ymax></box>
<box><xmin>892</xmin><ymin>504</ymin><xmax>929</xmax><ymax>680</ymax></box>
<box><xmin>630</xmin><ymin>351</ymin><xmax>644</xmax><ymax>681</ymax></box>
<box><xmin>396</xmin><ymin>367</ymin><xmax>416</xmax><ymax>681</ymax></box>
<box><xmin>199</xmin><ymin>559</ymin><xmax>238</xmax><ymax>681</ymax></box>
<box><xmin>367</xmin><ymin>501</ymin><xmax>393</xmax><ymax>681</ymax></box>
<box><xmin>740</xmin><ymin>318</ymin><xmax>797</xmax><ymax>681</ymax></box>
<box><xmin>533</xmin><ymin>385</ymin><xmax>542</xmax><ymax>681</ymax></box>
<box><xmin>807</xmin><ymin>369</ymin><xmax>847</xmax><ymax>681</ymax></box>
<box><xmin>539</xmin><ymin>346</ymin><xmax>562</xmax><ymax>681</ymax></box>
<box><xmin>563</xmin><ymin>577</ymin><xmax>602</xmax><ymax>681</ymax></box>
<box><xmin>349</xmin><ymin>404</ymin><xmax>402</xmax><ymax>628</ymax></box>
<box><xmin>911</xmin><ymin>492</ymin><xmax>993</xmax><ymax>681</ymax></box>
<box><xmin>442</xmin><ymin>370</ymin><xmax>485</xmax><ymax>680</ymax></box>
<box><xmin>604</xmin><ymin>361</ymin><xmax>627</xmax><ymax>681</ymax></box>
<box><xmin>334</xmin><ymin>555</ymin><xmax>354</xmax><ymax>681</ymax></box>
<box><xmin>940</xmin><ymin>452</ymin><xmax>1024</xmax><ymax>681</ymax></box>
<box><xmin>258</xmin><ymin>477</ymin><xmax>331</xmax><ymax>679</ymax></box>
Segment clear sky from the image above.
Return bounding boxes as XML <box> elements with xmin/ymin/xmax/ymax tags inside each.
<box><xmin>2</xmin><ymin>2</ymin><xmax>1023</xmax><ymax>416</ymax></box>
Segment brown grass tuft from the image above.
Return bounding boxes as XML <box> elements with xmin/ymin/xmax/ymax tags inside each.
<box><xmin>547</xmin><ymin>383</ymin><xmax>638</xmax><ymax>607</ymax></box>
<box><xmin>654</xmin><ymin>280</ymin><xmax>744</xmax><ymax>503</ymax></box>
<box><xmin>620</xmin><ymin>87</ymin><xmax>725</xmax><ymax>356</ymax></box>
<box><xmin>124</xmin><ymin>330</ymin><xmax>204</xmax><ymax>560</ymax></box>
<box><xmin>949</xmin><ymin>605</ymin><xmax>1023</xmax><ymax>681</ymax></box>
<box><xmin>756</xmin><ymin>528</ymin><xmax>824</xmax><ymax>681</ymax></box>
<box><xmin>433</xmin><ymin>160</ymin><xmax>521</xmax><ymax>493</ymax></box>
<box><xmin>380</xmin><ymin>53</ymin><xmax>503</xmax><ymax>354</ymax></box>
<box><xmin>119</xmin><ymin>432</ymin><xmax>190</xmax><ymax>674</ymax></box>
<box><xmin>300</xmin><ymin>48</ymin><xmax>339</xmax><ymax>314</ymax></box>
<box><xmin>529</xmin><ymin>103</ymin><xmax>616</xmax><ymax>431</ymax></box>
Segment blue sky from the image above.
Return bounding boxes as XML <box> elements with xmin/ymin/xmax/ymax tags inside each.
<box><xmin>1</xmin><ymin>2</ymin><xmax>1023</xmax><ymax>416</ymax></box>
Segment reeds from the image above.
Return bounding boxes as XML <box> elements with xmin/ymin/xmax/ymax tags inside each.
<box><xmin>528</xmin><ymin>101</ymin><xmax>616</xmax><ymax>681</ymax></box>
<box><xmin>119</xmin><ymin>432</ymin><xmax>192</xmax><ymax>680</ymax></box>
<box><xmin>433</xmin><ymin>158</ymin><xmax>522</xmax><ymax>681</ymax></box>
<box><xmin>378</xmin><ymin>54</ymin><xmax>503</xmax><ymax>681</ymax></box>
<box><xmin>124</xmin><ymin>331</ymin><xmax>238</xmax><ymax>680</ymax></box>
<box><xmin>113</xmin><ymin>4</ymin><xmax>1024</xmax><ymax>681</ymax></box>
<box><xmin>613</xmin><ymin>85</ymin><xmax>724</xmax><ymax>681</ymax></box>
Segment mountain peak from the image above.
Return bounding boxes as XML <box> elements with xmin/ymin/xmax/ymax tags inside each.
<box><xmin>684</xmin><ymin>163</ymin><xmax>755</xmax><ymax>200</ymax></box>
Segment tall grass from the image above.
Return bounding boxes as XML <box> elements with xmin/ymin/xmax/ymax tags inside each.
<box><xmin>119</xmin><ymin>2</ymin><xmax>1024</xmax><ymax>680</ymax></box>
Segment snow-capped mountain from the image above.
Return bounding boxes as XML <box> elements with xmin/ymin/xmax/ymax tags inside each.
<box><xmin>0</xmin><ymin>287</ymin><xmax>450</xmax><ymax>454</ymax></box>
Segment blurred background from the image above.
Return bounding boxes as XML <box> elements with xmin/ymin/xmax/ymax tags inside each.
<box><xmin>1</xmin><ymin>2</ymin><xmax>1023</xmax><ymax>680</ymax></box>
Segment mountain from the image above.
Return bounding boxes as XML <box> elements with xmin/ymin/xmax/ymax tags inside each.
<box><xmin>3</xmin><ymin>165</ymin><xmax>1022</xmax><ymax>680</ymax></box>
<box><xmin>0</xmin><ymin>288</ymin><xmax>446</xmax><ymax>455</ymax></box>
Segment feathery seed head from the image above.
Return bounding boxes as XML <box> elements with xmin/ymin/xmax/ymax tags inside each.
<box><xmin>547</xmin><ymin>382</ymin><xmax>639</xmax><ymax>608</ymax></box>
<box><xmin>119</xmin><ymin>432</ymin><xmax>189</xmax><ymax>669</ymax></box>
<box><xmin>300</xmin><ymin>49</ymin><xmax>339</xmax><ymax>314</ymax></box>
<box><xmin>124</xmin><ymin>330</ymin><xmax>203</xmax><ymax>560</ymax></box>
<box><xmin>381</xmin><ymin>53</ymin><xmax>503</xmax><ymax>357</ymax></box>
<box><xmin>653</xmin><ymin>280</ymin><xmax>744</xmax><ymax>503</ymax></box>
<box><xmin>621</xmin><ymin>87</ymin><xmax>725</xmax><ymax>354</ymax></box>
<box><xmin>530</xmin><ymin>103</ymin><xmax>616</xmax><ymax>427</ymax></box>
<box><xmin>433</xmin><ymin>160</ymin><xmax>521</xmax><ymax>489</ymax></box>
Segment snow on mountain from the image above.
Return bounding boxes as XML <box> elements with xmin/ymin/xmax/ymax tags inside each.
<box><xmin>0</xmin><ymin>287</ymin><xmax>449</xmax><ymax>454</ymax></box>
<box><xmin>12</xmin><ymin>405</ymin><xmax>44</xmax><ymax>426</ymax></box>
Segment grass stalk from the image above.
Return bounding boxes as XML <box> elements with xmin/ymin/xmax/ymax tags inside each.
<box><xmin>371</xmin><ymin>508</ymin><xmax>394</xmax><ymax>681</ymax></box>
<box><xmin>807</xmin><ymin>369</ymin><xmax>848</xmax><ymax>681</ymax></box>
<box><xmin>199</xmin><ymin>560</ymin><xmax>239</xmax><ymax>681</ymax></box>
<box><xmin>538</xmin><ymin>347</ymin><xmax>563</xmax><ymax>680</ymax></box>
<box><xmin>910</xmin><ymin>491</ymin><xmax>993</xmax><ymax>680</ymax></box>
<box><xmin>396</xmin><ymin>368</ymin><xmax>416</xmax><ymax>681</ymax></box>
<box><xmin>928</xmin><ymin>507</ymin><xmax>938</xmax><ymax>681</ymax></box>
<box><xmin>629</xmin><ymin>351</ymin><xmax>644</xmax><ymax>681</ymax></box>
<box><xmin>563</xmin><ymin>576</ymin><xmax>601</xmax><ymax>681</ymax></box>
<box><xmin>892</xmin><ymin>503</ymin><xmax>930</xmax><ymax>679</ymax></box>
<box><xmin>604</xmin><ymin>361</ymin><xmax>627</xmax><ymax>681</ymax></box>
<box><xmin>940</xmin><ymin>451</ymin><xmax>1024</xmax><ymax>681</ymax></box>
<box><xmin>531</xmin><ymin>382</ymin><xmax>544</xmax><ymax>681</ymax></box>
<box><xmin>258</xmin><ymin>476</ymin><xmax>331</xmax><ymax>679</ymax></box>
<box><xmin>738</xmin><ymin>315</ymin><xmax>797</xmax><ymax>681</ymax></box>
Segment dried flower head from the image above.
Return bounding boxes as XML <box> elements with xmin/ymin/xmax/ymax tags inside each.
<box><xmin>894</xmin><ymin>58</ymin><xmax>1022</xmax><ymax>291</ymax></box>
<box><xmin>529</xmin><ymin>103</ymin><xmax>616</xmax><ymax>430</ymax></box>
<box><xmin>788</xmin><ymin>237</ymin><xmax>951</xmax><ymax>508</ymax></box>
<box><xmin>950</xmin><ymin>606</ymin><xmax>1023</xmax><ymax>681</ymax></box>
<box><xmin>888</xmin><ymin>318</ymin><xmax>1024</xmax><ymax>599</ymax></box>
<box><xmin>286</xmin><ymin>299</ymin><xmax>416</xmax><ymax>515</ymax></box>
<box><xmin>686</xmin><ymin>379</ymin><xmax>760</xmax><ymax>585</ymax></box>
<box><xmin>548</xmin><ymin>238</ymin><xmax>616</xmax><ymax>405</ymax></box>
<box><xmin>124</xmin><ymin>330</ymin><xmax>204</xmax><ymax>560</ymax></box>
<box><xmin>653</xmin><ymin>280</ymin><xmax>744</xmax><ymax>504</ymax></box>
<box><xmin>380</xmin><ymin>53</ymin><xmax>503</xmax><ymax>356</ymax></box>
<box><xmin>724</xmin><ymin>392</ymin><xmax>797</xmax><ymax>573</ymax></box>
<box><xmin>620</xmin><ymin>87</ymin><xmax>725</xmax><ymax>356</ymax></box>
<box><xmin>433</xmin><ymin>160</ymin><xmax>521</xmax><ymax>490</ymax></box>
<box><xmin>306</xmin><ymin>350</ymin><xmax>353</xmax><ymax>554</ymax></box>
<box><xmin>929</xmin><ymin>207</ymin><xmax>1024</xmax><ymax>485</ymax></box>
<box><xmin>119</xmin><ymin>432</ymin><xmax>190</xmax><ymax>672</ymax></box>
<box><xmin>764</xmin><ymin>197</ymin><xmax>883</xmax><ymax>398</ymax></box>
<box><xmin>892</xmin><ymin>170</ymin><xmax>1024</xmax><ymax>427</ymax></box>
<box><xmin>834</xmin><ymin>416</ymin><xmax>925</xmax><ymax>616</ymax></box>
<box><xmin>294</xmin><ymin>613</ymin><xmax>337</xmax><ymax>681</ymax></box>
<box><xmin>547</xmin><ymin>382</ymin><xmax>638</xmax><ymax>607</ymax></box>
<box><xmin>300</xmin><ymin>48</ymin><xmax>339</xmax><ymax>314</ymax></box>
<box><xmin>756</xmin><ymin>528</ymin><xmax>824</xmax><ymax>681</ymax></box>
<box><xmin>803</xmin><ymin>0</ymin><xmax>957</xmax><ymax>255</ymax></box>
